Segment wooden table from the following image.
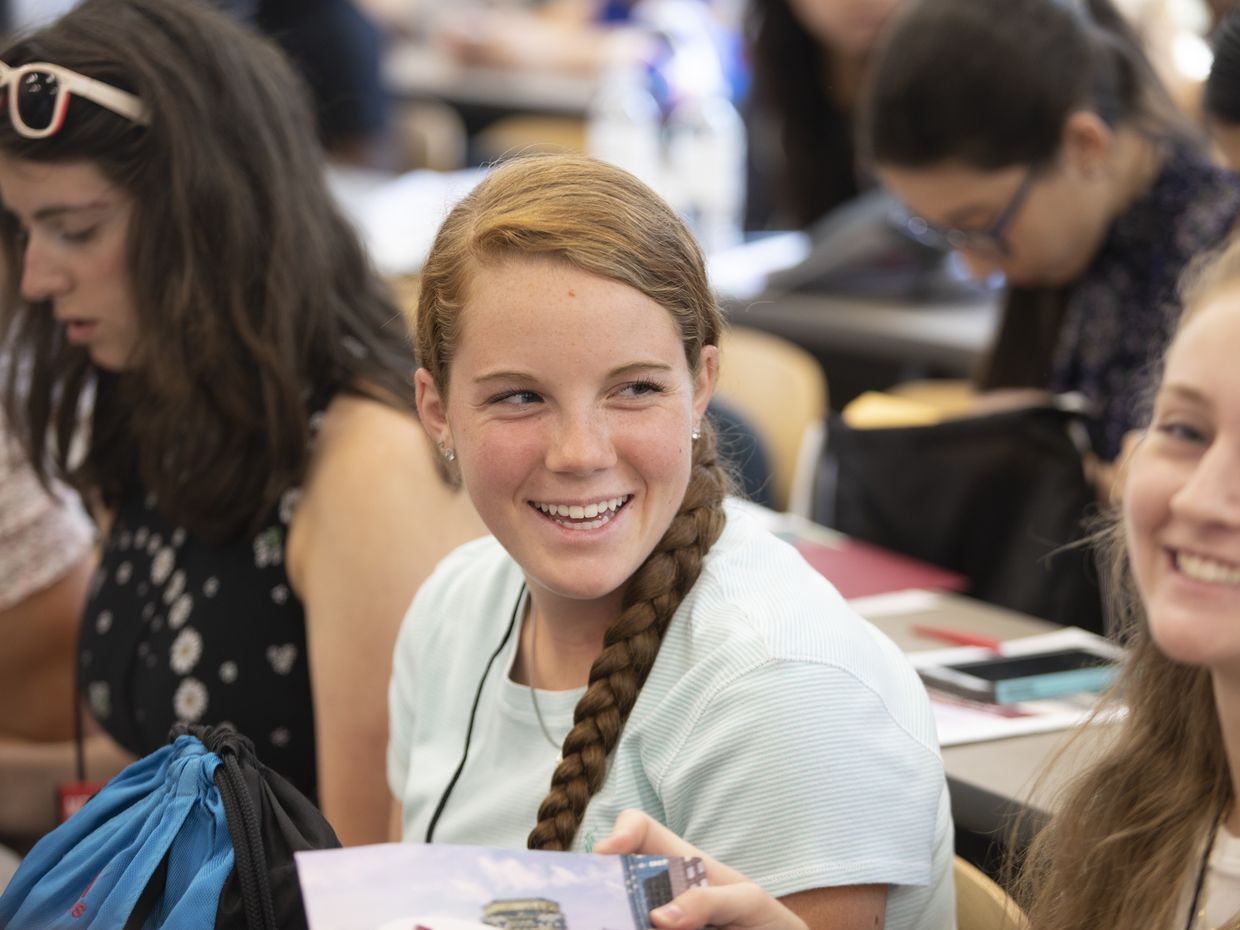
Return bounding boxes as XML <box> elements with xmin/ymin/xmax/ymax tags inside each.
<box><xmin>857</xmin><ymin>592</ymin><xmax>1115</xmax><ymax>843</ymax></box>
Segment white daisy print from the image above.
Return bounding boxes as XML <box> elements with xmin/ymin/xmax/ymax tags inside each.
<box><xmin>170</xmin><ymin>628</ymin><xmax>203</xmax><ymax>675</ymax></box>
<box><xmin>135</xmin><ymin>526</ymin><xmax>149</xmax><ymax>547</ymax></box>
<box><xmin>279</xmin><ymin>488</ymin><xmax>301</xmax><ymax>525</ymax></box>
<box><xmin>172</xmin><ymin>528</ymin><xmax>186</xmax><ymax>547</ymax></box>
<box><xmin>115</xmin><ymin>561</ymin><xmax>133</xmax><ymax>585</ymax></box>
<box><xmin>270</xmin><ymin>727</ymin><xmax>291</xmax><ymax>748</ymax></box>
<box><xmin>270</xmin><ymin>584</ymin><xmax>290</xmax><ymax>605</ymax></box>
<box><xmin>219</xmin><ymin>661</ymin><xmax>238</xmax><ymax>684</ymax></box>
<box><xmin>252</xmin><ymin>528</ymin><xmax>283</xmax><ymax>569</ymax></box>
<box><xmin>168</xmin><ymin>594</ymin><xmax>194</xmax><ymax>630</ymax></box>
<box><xmin>266</xmin><ymin>644</ymin><xmax>298</xmax><ymax>675</ymax></box>
<box><xmin>163</xmin><ymin>570</ymin><xmax>186</xmax><ymax>604</ymax></box>
<box><xmin>88</xmin><ymin>681</ymin><xmax>111</xmax><ymax>719</ymax></box>
<box><xmin>173</xmin><ymin>678</ymin><xmax>208</xmax><ymax>722</ymax></box>
<box><xmin>151</xmin><ymin>547</ymin><xmax>175</xmax><ymax>585</ymax></box>
<box><xmin>95</xmin><ymin>611</ymin><xmax>113</xmax><ymax>635</ymax></box>
<box><xmin>203</xmin><ymin>577</ymin><xmax>220</xmax><ymax>598</ymax></box>
<box><xmin>146</xmin><ymin>533</ymin><xmax>163</xmax><ymax>555</ymax></box>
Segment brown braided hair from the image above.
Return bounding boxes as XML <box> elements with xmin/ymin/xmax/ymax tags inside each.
<box><xmin>527</xmin><ymin>420</ymin><xmax>727</xmax><ymax>849</ymax></box>
<box><xmin>415</xmin><ymin>153</ymin><xmax>729</xmax><ymax>850</ymax></box>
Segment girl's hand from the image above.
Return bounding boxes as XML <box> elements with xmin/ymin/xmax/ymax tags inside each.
<box><xmin>594</xmin><ymin>810</ymin><xmax>810</xmax><ymax>930</ymax></box>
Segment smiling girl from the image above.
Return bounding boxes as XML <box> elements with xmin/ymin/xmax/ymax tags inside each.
<box><xmin>388</xmin><ymin>154</ymin><xmax>954</xmax><ymax>930</ymax></box>
<box><xmin>1013</xmin><ymin>237</ymin><xmax>1240</xmax><ymax>930</ymax></box>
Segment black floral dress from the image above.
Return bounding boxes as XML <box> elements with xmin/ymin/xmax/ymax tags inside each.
<box><xmin>79</xmin><ymin>460</ymin><xmax>320</xmax><ymax>802</ymax></box>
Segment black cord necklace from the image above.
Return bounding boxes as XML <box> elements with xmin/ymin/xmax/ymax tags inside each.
<box><xmin>1184</xmin><ymin>802</ymin><xmax>1239</xmax><ymax>930</ymax></box>
<box><xmin>423</xmin><ymin>584</ymin><xmax>525</xmax><ymax>843</ymax></box>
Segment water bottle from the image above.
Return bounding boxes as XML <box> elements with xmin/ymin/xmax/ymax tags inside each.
<box><xmin>666</xmin><ymin>88</ymin><xmax>746</xmax><ymax>253</ymax></box>
<box><xmin>587</xmin><ymin>62</ymin><xmax>664</xmax><ymax>193</ymax></box>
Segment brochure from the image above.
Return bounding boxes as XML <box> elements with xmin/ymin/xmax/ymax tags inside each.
<box><xmin>296</xmin><ymin>842</ymin><xmax>706</xmax><ymax>930</ymax></box>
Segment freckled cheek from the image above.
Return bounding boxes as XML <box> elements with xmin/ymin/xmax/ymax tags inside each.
<box><xmin>455</xmin><ymin>422</ymin><xmax>547</xmax><ymax>492</ymax></box>
<box><xmin>612</xmin><ymin>431</ymin><xmax>693</xmax><ymax>493</ymax></box>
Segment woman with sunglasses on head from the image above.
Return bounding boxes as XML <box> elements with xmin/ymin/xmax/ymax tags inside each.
<box><xmin>598</xmin><ymin>232</ymin><xmax>1240</xmax><ymax>930</ymax></box>
<box><xmin>862</xmin><ymin>0</ymin><xmax>1240</xmax><ymax>496</ymax></box>
<box><xmin>0</xmin><ymin>0</ymin><xmax>483</xmax><ymax>846</ymax></box>
<box><xmin>388</xmin><ymin>153</ymin><xmax>954</xmax><ymax>930</ymax></box>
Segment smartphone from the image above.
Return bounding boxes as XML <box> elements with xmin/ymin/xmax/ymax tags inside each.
<box><xmin>917</xmin><ymin>646</ymin><xmax>1118</xmax><ymax>704</ymax></box>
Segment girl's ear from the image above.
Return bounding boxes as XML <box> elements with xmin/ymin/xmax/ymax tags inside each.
<box><xmin>414</xmin><ymin>368</ymin><xmax>451</xmax><ymax>448</ymax></box>
<box><xmin>1061</xmin><ymin>110</ymin><xmax>1114</xmax><ymax>178</ymax></box>
<box><xmin>693</xmin><ymin>345</ymin><xmax>720</xmax><ymax>421</ymax></box>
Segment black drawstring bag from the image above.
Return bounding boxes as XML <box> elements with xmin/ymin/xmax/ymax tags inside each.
<box><xmin>124</xmin><ymin>723</ymin><xmax>344</xmax><ymax>929</ymax></box>
<box><xmin>171</xmin><ymin>724</ymin><xmax>340</xmax><ymax>930</ymax></box>
<box><xmin>812</xmin><ymin>400</ymin><xmax>1106</xmax><ymax>633</ymax></box>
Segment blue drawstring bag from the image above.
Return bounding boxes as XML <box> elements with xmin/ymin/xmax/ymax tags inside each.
<box><xmin>0</xmin><ymin>724</ymin><xmax>338</xmax><ymax>929</ymax></box>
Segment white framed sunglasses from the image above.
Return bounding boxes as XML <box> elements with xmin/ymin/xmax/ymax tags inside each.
<box><xmin>0</xmin><ymin>60</ymin><xmax>150</xmax><ymax>139</ymax></box>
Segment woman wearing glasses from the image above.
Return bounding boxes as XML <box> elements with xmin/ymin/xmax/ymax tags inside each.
<box><xmin>0</xmin><ymin>0</ymin><xmax>482</xmax><ymax>846</ymax></box>
<box><xmin>862</xmin><ymin>0</ymin><xmax>1240</xmax><ymax>489</ymax></box>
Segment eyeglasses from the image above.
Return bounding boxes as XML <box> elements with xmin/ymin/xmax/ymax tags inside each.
<box><xmin>901</xmin><ymin>167</ymin><xmax>1039</xmax><ymax>260</ymax></box>
<box><xmin>0</xmin><ymin>61</ymin><xmax>150</xmax><ymax>139</ymax></box>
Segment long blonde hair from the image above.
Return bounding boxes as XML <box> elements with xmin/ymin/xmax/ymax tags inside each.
<box><xmin>1014</xmin><ymin>238</ymin><xmax>1240</xmax><ymax>929</ymax></box>
<box><xmin>416</xmin><ymin>154</ymin><xmax>729</xmax><ymax>850</ymax></box>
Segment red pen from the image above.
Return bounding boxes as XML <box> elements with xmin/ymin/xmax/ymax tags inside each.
<box><xmin>912</xmin><ymin>624</ymin><xmax>1003</xmax><ymax>650</ymax></box>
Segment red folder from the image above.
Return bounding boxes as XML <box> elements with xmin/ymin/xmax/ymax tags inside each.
<box><xmin>781</xmin><ymin>532</ymin><xmax>967</xmax><ymax>600</ymax></box>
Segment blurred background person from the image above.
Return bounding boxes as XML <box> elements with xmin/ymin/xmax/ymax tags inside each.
<box><xmin>744</xmin><ymin>0</ymin><xmax>900</xmax><ymax>231</ymax></box>
<box><xmin>864</xmin><ymin>0</ymin><xmax>1240</xmax><ymax>488</ymax></box>
<box><xmin>1206</xmin><ymin>10</ymin><xmax>1240</xmax><ymax>169</ymax></box>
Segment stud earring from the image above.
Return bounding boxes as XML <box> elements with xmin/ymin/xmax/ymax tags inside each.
<box><xmin>691</xmin><ymin>424</ymin><xmax>701</xmax><ymax>441</ymax></box>
<box><xmin>438</xmin><ymin>442</ymin><xmax>456</xmax><ymax>463</ymax></box>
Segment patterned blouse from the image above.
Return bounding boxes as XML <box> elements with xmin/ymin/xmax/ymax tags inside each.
<box><xmin>79</xmin><ymin>414</ymin><xmax>326</xmax><ymax>802</ymax></box>
<box><xmin>1050</xmin><ymin>144</ymin><xmax>1240</xmax><ymax>459</ymax></box>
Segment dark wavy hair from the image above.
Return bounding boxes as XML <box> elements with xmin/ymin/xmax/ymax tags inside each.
<box><xmin>0</xmin><ymin>0</ymin><xmax>419</xmax><ymax>541</ymax></box>
<box><xmin>863</xmin><ymin>0</ymin><xmax>1181</xmax><ymax>170</ymax></box>
<box><xmin>745</xmin><ymin>0</ymin><xmax>861</xmax><ymax>229</ymax></box>
<box><xmin>1206</xmin><ymin>12</ymin><xmax>1240</xmax><ymax>125</ymax></box>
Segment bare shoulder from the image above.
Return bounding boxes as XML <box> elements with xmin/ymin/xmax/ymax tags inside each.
<box><xmin>286</xmin><ymin>393</ymin><xmax>482</xmax><ymax>593</ymax></box>
<box><xmin>312</xmin><ymin>393</ymin><xmax>431</xmax><ymax>465</ymax></box>
<box><xmin>296</xmin><ymin>392</ymin><xmax>442</xmax><ymax>527</ymax></box>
